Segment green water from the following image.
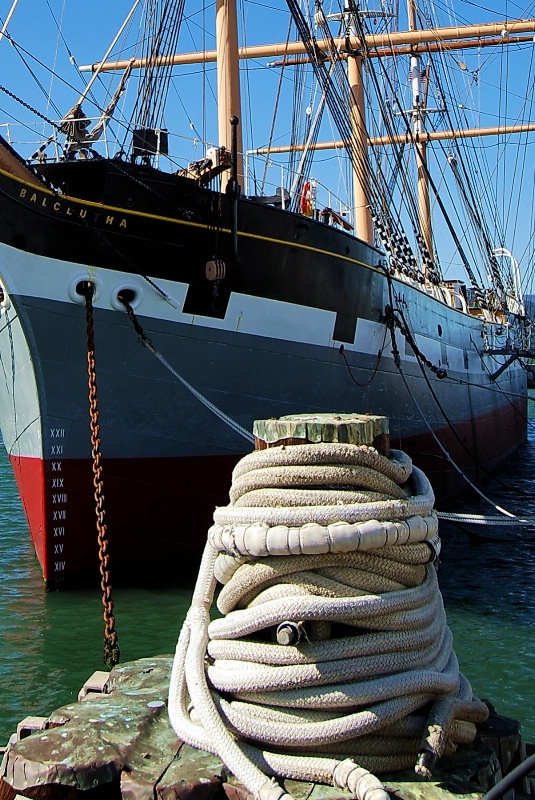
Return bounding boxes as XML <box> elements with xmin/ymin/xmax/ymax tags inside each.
<box><xmin>0</xmin><ymin>470</ymin><xmax>191</xmax><ymax>740</ymax></box>
<box><xmin>1</xmin><ymin>423</ymin><xmax>534</xmax><ymax>746</ymax></box>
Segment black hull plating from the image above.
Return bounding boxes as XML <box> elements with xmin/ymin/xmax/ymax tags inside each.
<box><xmin>0</xmin><ymin>158</ymin><xmax>381</xmax><ymax>335</ymax></box>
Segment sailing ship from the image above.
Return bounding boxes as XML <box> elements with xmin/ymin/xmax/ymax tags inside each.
<box><xmin>0</xmin><ymin>0</ymin><xmax>532</xmax><ymax>586</ymax></box>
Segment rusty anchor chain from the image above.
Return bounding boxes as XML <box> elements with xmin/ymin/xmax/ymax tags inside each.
<box><xmin>83</xmin><ymin>282</ymin><xmax>120</xmax><ymax>671</ymax></box>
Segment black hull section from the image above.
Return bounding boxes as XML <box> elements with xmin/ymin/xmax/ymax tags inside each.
<box><xmin>3</xmin><ymin>158</ymin><xmax>383</xmax><ymax>338</ymax></box>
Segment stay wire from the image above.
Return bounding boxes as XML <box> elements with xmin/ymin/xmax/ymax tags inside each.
<box><xmin>259</xmin><ymin>19</ymin><xmax>291</xmax><ymax>193</ymax></box>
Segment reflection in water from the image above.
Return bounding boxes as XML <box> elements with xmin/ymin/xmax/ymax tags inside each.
<box><xmin>1</xmin><ymin>418</ymin><xmax>534</xmax><ymax>744</ymax></box>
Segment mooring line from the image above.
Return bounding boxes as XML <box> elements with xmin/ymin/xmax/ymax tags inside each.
<box><xmin>381</xmin><ymin>280</ymin><xmax>521</xmax><ymax>522</ymax></box>
<box><xmin>120</xmin><ymin>299</ymin><xmax>255</xmax><ymax>445</ymax></box>
<box><xmin>436</xmin><ymin>511</ymin><xmax>535</xmax><ymax>527</ymax></box>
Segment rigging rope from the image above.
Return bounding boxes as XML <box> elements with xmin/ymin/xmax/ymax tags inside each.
<box><xmin>127</xmin><ymin>0</ymin><xmax>186</xmax><ymax>153</ymax></box>
<box><xmin>119</xmin><ymin>298</ymin><xmax>254</xmax><ymax>445</ymax></box>
<box><xmin>436</xmin><ymin>511</ymin><xmax>535</xmax><ymax>527</ymax></box>
<box><xmin>169</xmin><ymin>441</ymin><xmax>489</xmax><ymax>800</ymax></box>
<box><xmin>383</xmin><ymin>291</ymin><xmax>520</xmax><ymax>521</ymax></box>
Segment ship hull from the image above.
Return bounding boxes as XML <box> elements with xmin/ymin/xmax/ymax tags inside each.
<box><xmin>0</xmin><ymin>159</ymin><xmax>527</xmax><ymax>586</ymax></box>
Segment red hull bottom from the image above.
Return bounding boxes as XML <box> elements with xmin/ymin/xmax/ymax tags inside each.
<box><xmin>11</xmin><ymin>399</ymin><xmax>527</xmax><ymax>588</ymax></box>
<box><xmin>11</xmin><ymin>451</ymin><xmax>241</xmax><ymax>587</ymax></box>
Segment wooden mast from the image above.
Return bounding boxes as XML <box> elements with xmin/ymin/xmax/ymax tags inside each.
<box><xmin>216</xmin><ymin>0</ymin><xmax>244</xmax><ymax>189</ymax></box>
<box><xmin>407</xmin><ymin>0</ymin><xmax>432</xmax><ymax>259</ymax></box>
<box><xmin>347</xmin><ymin>28</ymin><xmax>373</xmax><ymax>243</ymax></box>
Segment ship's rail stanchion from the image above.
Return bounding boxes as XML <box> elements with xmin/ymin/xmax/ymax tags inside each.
<box><xmin>168</xmin><ymin>413</ymin><xmax>490</xmax><ymax>800</ymax></box>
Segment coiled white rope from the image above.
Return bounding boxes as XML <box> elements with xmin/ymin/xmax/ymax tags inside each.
<box><xmin>168</xmin><ymin>442</ymin><xmax>489</xmax><ymax>800</ymax></box>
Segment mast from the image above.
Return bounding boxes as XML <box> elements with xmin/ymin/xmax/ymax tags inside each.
<box><xmin>0</xmin><ymin>0</ymin><xmax>20</xmax><ymax>42</ymax></box>
<box><xmin>347</xmin><ymin>15</ymin><xmax>373</xmax><ymax>243</ymax></box>
<box><xmin>408</xmin><ymin>0</ymin><xmax>432</xmax><ymax>258</ymax></box>
<box><xmin>216</xmin><ymin>0</ymin><xmax>244</xmax><ymax>189</ymax></box>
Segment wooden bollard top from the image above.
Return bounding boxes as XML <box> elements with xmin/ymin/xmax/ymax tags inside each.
<box><xmin>253</xmin><ymin>413</ymin><xmax>390</xmax><ymax>457</ymax></box>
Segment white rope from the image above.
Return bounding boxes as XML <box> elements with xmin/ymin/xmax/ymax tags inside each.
<box><xmin>437</xmin><ymin>511</ymin><xmax>535</xmax><ymax>527</ymax></box>
<box><xmin>142</xmin><ymin>339</ymin><xmax>255</xmax><ymax>444</ymax></box>
<box><xmin>168</xmin><ymin>442</ymin><xmax>488</xmax><ymax>800</ymax></box>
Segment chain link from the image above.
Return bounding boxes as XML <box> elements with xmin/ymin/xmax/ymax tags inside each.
<box><xmin>84</xmin><ymin>283</ymin><xmax>120</xmax><ymax>671</ymax></box>
<box><xmin>0</xmin><ymin>83</ymin><xmax>62</xmax><ymax>131</ymax></box>
<box><xmin>385</xmin><ymin>304</ymin><xmax>448</xmax><ymax>380</ymax></box>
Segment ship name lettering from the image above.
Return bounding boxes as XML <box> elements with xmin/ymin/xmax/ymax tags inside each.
<box><xmin>54</xmin><ymin>527</ymin><xmax>65</xmax><ymax>537</ymax></box>
<box><xmin>51</xmin><ymin>444</ymin><xmax>63</xmax><ymax>455</ymax></box>
<box><xmin>54</xmin><ymin>543</ymin><xmax>64</xmax><ymax>554</ymax></box>
<box><xmin>52</xmin><ymin>493</ymin><xmax>68</xmax><ymax>504</ymax></box>
<box><xmin>50</xmin><ymin>428</ymin><xmax>65</xmax><ymax>438</ymax></box>
<box><xmin>54</xmin><ymin>561</ymin><xmax>65</xmax><ymax>572</ymax></box>
<box><xmin>18</xmin><ymin>188</ymin><xmax>127</xmax><ymax>229</ymax></box>
<box><xmin>51</xmin><ymin>461</ymin><xmax>62</xmax><ymax>472</ymax></box>
<box><xmin>52</xmin><ymin>478</ymin><xmax>64</xmax><ymax>488</ymax></box>
<box><xmin>53</xmin><ymin>509</ymin><xmax>67</xmax><ymax>520</ymax></box>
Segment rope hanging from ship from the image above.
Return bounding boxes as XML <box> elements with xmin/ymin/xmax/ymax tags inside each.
<box><xmin>379</xmin><ymin>278</ymin><xmax>534</xmax><ymax>523</ymax></box>
<box><xmin>378</xmin><ymin>267</ymin><xmax>535</xmax><ymax>505</ymax></box>
<box><xmin>118</xmin><ymin>297</ymin><xmax>254</xmax><ymax>444</ymax></box>
<box><xmin>83</xmin><ymin>282</ymin><xmax>120</xmax><ymax>671</ymax></box>
<box><xmin>168</xmin><ymin>441</ymin><xmax>489</xmax><ymax>800</ymax></box>
<box><xmin>393</xmin><ymin>308</ymin><xmax>535</xmax><ymax>502</ymax></box>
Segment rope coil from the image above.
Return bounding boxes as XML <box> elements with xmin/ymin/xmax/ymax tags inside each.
<box><xmin>168</xmin><ymin>441</ymin><xmax>488</xmax><ymax>800</ymax></box>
